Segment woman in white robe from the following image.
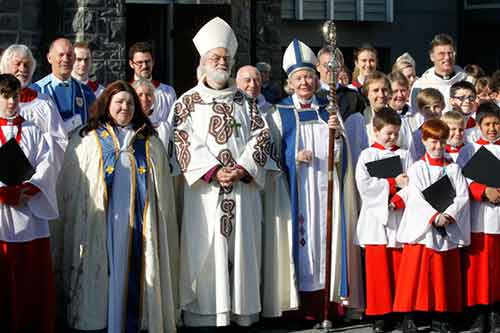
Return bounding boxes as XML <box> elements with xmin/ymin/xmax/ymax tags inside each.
<box><xmin>54</xmin><ymin>81</ymin><xmax>178</xmax><ymax>332</ymax></box>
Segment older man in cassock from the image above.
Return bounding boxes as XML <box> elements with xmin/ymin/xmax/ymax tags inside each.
<box><xmin>236</xmin><ymin>65</ymin><xmax>299</xmax><ymax>318</ymax></box>
<box><xmin>173</xmin><ymin>17</ymin><xmax>280</xmax><ymax>328</ymax></box>
<box><xmin>274</xmin><ymin>39</ymin><xmax>364</xmax><ymax>322</ymax></box>
<box><xmin>32</xmin><ymin>38</ymin><xmax>95</xmax><ymax>137</ymax></box>
<box><xmin>0</xmin><ymin>44</ymin><xmax>67</xmax><ymax>170</ymax></box>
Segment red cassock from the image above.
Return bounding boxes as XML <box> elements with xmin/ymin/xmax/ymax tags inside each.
<box><xmin>0</xmin><ymin>239</ymin><xmax>55</xmax><ymax>332</ymax></box>
<box><xmin>365</xmin><ymin>246</ymin><xmax>402</xmax><ymax>315</ymax></box>
<box><xmin>464</xmin><ymin>233</ymin><xmax>500</xmax><ymax>307</ymax></box>
<box><xmin>393</xmin><ymin>244</ymin><xmax>463</xmax><ymax>313</ymax></box>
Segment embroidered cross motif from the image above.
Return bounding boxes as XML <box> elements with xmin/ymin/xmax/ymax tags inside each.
<box><xmin>100</xmin><ymin>131</ymin><xmax>109</xmax><ymax>139</ymax></box>
<box><xmin>229</xmin><ymin>118</ymin><xmax>241</xmax><ymax>137</ymax></box>
<box><xmin>105</xmin><ymin>166</ymin><xmax>114</xmax><ymax>174</ymax></box>
<box><xmin>138</xmin><ymin>166</ymin><xmax>147</xmax><ymax>174</ymax></box>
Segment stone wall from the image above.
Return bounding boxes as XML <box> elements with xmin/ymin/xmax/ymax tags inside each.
<box><xmin>63</xmin><ymin>0</ymin><xmax>127</xmax><ymax>84</ymax></box>
<box><xmin>0</xmin><ymin>0</ymin><xmax>45</xmax><ymax>76</ymax></box>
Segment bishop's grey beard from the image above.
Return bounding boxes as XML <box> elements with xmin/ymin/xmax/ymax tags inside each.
<box><xmin>206</xmin><ymin>68</ymin><xmax>230</xmax><ymax>86</ymax></box>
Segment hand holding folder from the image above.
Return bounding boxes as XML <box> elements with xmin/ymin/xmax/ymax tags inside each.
<box><xmin>365</xmin><ymin>155</ymin><xmax>403</xmax><ymax>179</ymax></box>
<box><xmin>422</xmin><ymin>175</ymin><xmax>456</xmax><ymax>237</ymax></box>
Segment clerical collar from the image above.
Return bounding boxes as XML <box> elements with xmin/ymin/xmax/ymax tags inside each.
<box><xmin>51</xmin><ymin>74</ymin><xmax>71</xmax><ymax>87</ymax></box>
<box><xmin>477</xmin><ymin>137</ymin><xmax>500</xmax><ymax>145</ymax></box>
<box><xmin>372</xmin><ymin>142</ymin><xmax>399</xmax><ymax>151</ymax></box>
<box><xmin>445</xmin><ymin>143</ymin><xmax>464</xmax><ymax>153</ymax></box>
<box><xmin>0</xmin><ymin>114</ymin><xmax>23</xmax><ymax>126</ymax></box>
<box><xmin>434</xmin><ymin>71</ymin><xmax>455</xmax><ymax>80</ymax></box>
<box><xmin>423</xmin><ymin>152</ymin><xmax>451</xmax><ymax>166</ymax></box>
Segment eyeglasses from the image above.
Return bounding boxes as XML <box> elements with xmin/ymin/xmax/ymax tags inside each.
<box><xmin>451</xmin><ymin>95</ymin><xmax>475</xmax><ymax>102</ymax></box>
<box><xmin>206</xmin><ymin>53</ymin><xmax>231</xmax><ymax>64</ymax></box>
<box><xmin>131</xmin><ymin>59</ymin><xmax>152</xmax><ymax>67</ymax></box>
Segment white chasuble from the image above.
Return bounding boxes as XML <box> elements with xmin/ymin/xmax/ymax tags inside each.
<box><xmin>173</xmin><ymin>81</ymin><xmax>279</xmax><ymax>326</ymax></box>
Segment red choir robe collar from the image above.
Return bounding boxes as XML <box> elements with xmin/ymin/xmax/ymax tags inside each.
<box><xmin>351</xmin><ymin>79</ymin><xmax>362</xmax><ymax>88</ymax></box>
<box><xmin>372</xmin><ymin>142</ymin><xmax>400</xmax><ymax>151</ymax></box>
<box><xmin>19</xmin><ymin>87</ymin><xmax>38</xmax><ymax>103</ymax></box>
<box><xmin>445</xmin><ymin>143</ymin><xmax>464</xmax><ymax>154</ymax></box>
<box><xmin>0</xmin><ymin>115</ymin><xmax>24</xmax><ymax>126</ymax></box>
<box><xmin>87</xmin><ymin>80</ymin><xmax>99</xmax><ymax>92</ymax></box>
<box><xmin>465</xmin><ymin>115</ymin><xmax>476</xmax><ymax>129</ymax></box>
<box><xmin>477</xmin><ymin>137</ymin><xmax>500</xmax><ymax>145</ymax></box>
<box><xmin>422</xmin><ymin>152</ymin><xmax>452</xmax><ymax>166</ymax></box>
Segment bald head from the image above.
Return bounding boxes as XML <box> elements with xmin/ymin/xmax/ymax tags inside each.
<box><xmin>236</xmin><ymin>65</ymin><xmax>262</xmax><ymax>98</ymax></box>
<box><xmin>47</xmin><ymin>38</ymin><xmax>75</xmax><ymax>80</ymax></box>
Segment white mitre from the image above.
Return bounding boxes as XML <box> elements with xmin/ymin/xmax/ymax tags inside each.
<box><xmin>282</xmin><ymin>38</ymin><xmax>317</xmax><ymax>77</ymax></box>
<box><xmin>193</xmin><ymin>17</ymin><xmax>238</xmax><ymax>58</ymax></box>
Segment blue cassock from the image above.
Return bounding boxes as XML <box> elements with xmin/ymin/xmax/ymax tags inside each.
<box><xmin>31</xmin><ymin>74</ymin><xmax>96</xmax><ymax>125</ymax></box>
<box><xmin>276</xmin><ymin>95</ymin><xmax>350</xmax><ymax>297</ymax></box>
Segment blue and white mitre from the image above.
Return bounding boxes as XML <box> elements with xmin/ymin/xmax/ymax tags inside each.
<box><xmin>282</xmin><ymin>39</ymin><xmax>317</xmax><ymax>77</ymax></box>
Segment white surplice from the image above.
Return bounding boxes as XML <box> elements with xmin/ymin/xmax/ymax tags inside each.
<box><xmin>0</xmin><ymin>119</ymin><xmax>58</xmax><ymax>242</ymax></box>
<box><xmin>355</xmin><ymin>146</ymin><xmax>412</xmax><ymax>247</ymax></box>
<box><xmin>173</xmin><ymin>81</ymin><xmax>279</xmax><ymax>326</ymax></box>
<box><xmin>395</xmin><ymin>156</ymin><xmax>470</xmax><ymax>251</ymax></box>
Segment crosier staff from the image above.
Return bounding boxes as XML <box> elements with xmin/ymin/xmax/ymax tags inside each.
<box><xmin>319</xmin><ymin>20</ymin><xmax>342</xmax><ymax>331</ymax></box>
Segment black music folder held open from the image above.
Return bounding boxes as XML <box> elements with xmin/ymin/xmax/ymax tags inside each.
<box><xmin>365</xmin><ymin>155</ymin><xmax>403</xmax><ymax>179</ymax></box>
<box><xmin>462</xmin><ymin>146</ymin><xmax>500</xmax><ymax>188</ymax></box>
<box><xmin>422</xmin><ymin>175</ymin><xmax>456</xmax><ymax>237</ymax></box>
<box><xmin>0</xmin><ymin>138</ymin><xmax>35</xmax><ymax>186</ymax></box>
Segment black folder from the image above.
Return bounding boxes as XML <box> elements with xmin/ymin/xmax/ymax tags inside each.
<box><xmin>462</xmin><ymin>146</ymin><xmax>500</xmax><ymax>188</ymax></box>
<box><xmin>0</xmin><ymin>138</ymin><xmax>35</xmax><ymax>186</ymax></box>
<box><xmin>422</xmin><ymin>175</ymin><xmax>456</xmax><ymax>237</ymax></box>
<box><xmin>365</xmin><ymin>155</ymin><xmax>403</xmax><ymax>179</ymax></box>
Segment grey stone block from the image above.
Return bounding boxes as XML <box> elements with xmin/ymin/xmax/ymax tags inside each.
<box><xmin>0</xmin><ymin>13</ymin><xmax>18</xmax><ymax>30</ymax></box>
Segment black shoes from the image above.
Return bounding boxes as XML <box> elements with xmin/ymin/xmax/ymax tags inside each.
<box><xmin>431</xmin><ymin>319</ymin><xmax>457</xmax><ymax>333</ymax></box>
<box><xmin>401</xmin><ymin>314</ymin><xmax>418</xmax><ymax>333</ymax></box>
<box><xmin>372</xmin><ymin>319</ymin><xmax>385</xmax><ymax>333</ymax></box>
<box><xmin>469</xmin><ymin>312</ymin><xmax>487</xmax><ymax>333</ymax></box>
<box><xmin>490</xmin><ymin>310</ymin><xmax>500</xmax><ymax>333</ymax></box>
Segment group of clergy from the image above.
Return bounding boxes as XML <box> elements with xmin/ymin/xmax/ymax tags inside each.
<box><xmin>1</xmin><ymin>14</ymin><xmax>500</xmax><ymax>333</ymax></box>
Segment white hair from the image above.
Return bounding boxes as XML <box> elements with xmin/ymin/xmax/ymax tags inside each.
<box><xmin>0</xmin><ymin>44</ymin><xmax>37</xmax><ymax>78</ymax></box>
<box><xmin>132</xmin><ymin>77</ymin><xmax>155</xmax><ymax>93</ymax></box>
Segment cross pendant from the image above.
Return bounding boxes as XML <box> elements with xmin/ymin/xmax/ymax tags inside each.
<box><xmin>230</xmin><ymin>118</ymin><xmax>241</xmax><ymax>137</ymax></box>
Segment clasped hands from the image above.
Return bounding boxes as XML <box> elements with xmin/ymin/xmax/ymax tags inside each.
<box><xmin>484</xmin><ymin>187</ymin><xmax>500</xmax><ymax>205</ymax></box>
<box><xmin>215</xmin><ymin>166</ymin><xmax>248</xmax><ymax>187</ymax></box>
<box><xmin>297</xmin><ymin>115</ymin><xmax>341</xmax><ymax>165</ymax></box>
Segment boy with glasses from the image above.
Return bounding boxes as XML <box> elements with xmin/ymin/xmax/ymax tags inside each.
<box><xmin>449</xmin><ymin>80</ymin><xmax>480</xmax><ymax>143</ymax></box>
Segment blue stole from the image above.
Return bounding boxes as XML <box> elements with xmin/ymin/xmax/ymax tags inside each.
<box><xmin>96</xmin><ymin>125</ymin><xmax>148</xmax><ymax>332</ymax></box>
<box><xmin>276</xmin><ymin>96</ymin><xmax>350</xmax><ymax>297</ymax></box>
<box><xmin>31</xmin><ymin>75</ymin><xmax>93</xmax><ymax>123</ymax></box>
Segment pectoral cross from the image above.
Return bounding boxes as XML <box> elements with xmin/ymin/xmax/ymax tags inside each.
<box><xmin>230</xmin><ymin>118</ymin><xmax>241</xmax><ymax>137</ymax></box>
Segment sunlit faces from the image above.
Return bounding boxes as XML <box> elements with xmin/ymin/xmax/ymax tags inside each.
<box><xmin>0</xmin><ymin>92</ymin><xmax>19</xmax><ymax>118</ymax></box>
<box><xmin>422</xmin><ymin>137</ymin><xmax>447</xmax><ymax>158</ymax></box>
<box><xmin>421</xmin><ymin>103</ymin><xmax>444</xmax><ymax>120</ymax></box>
<box><xmin>445</xmin><ymin>120</ymin><xmax>465</xmax><ymax>147</ymax></box>
<box><xmin>73</xmin><ymin>47</ymin><xmax>91</xmax><ymax>78</ymax></box>
<box><xmin>134</xmin><ymin>85</ymin><xmax>154</xmax><ymax>116</ymax></box>
<box><xmin>389</xmin><ymin>82</ymin><xmax>409</xmax><ymax>111</ymax></box>
<box><xmin>478</xmin><ymin>115</ymin><xmax>500</xmax><ymax>142</ymax></box>
<box><xmin>401</xmin><ymin>66</ymin><xmax>417</xmax><ymax>88</ymax></box>
<box><xmin>355</xmin><ymin>50</ymin><xmax>377</xmax><ymax>79</ymax></box>
<box><xmin>373</xmin><ymin>124</ymin><xmax>400</xmax><ymax>148</ymax></box>
<box><xmin>47</xmin><ymin>39</ymin><xmax>75</xmax><ymax>80</ymax></box>
<box><xmin>109</xmin><ymin>91</ymin><xmax>135</xmax><ymax>127</ymax></box>
<box><xmin>204</xmin><ymin>47</ymin><xmax>231</xmax><ymax>72</ymax></box>
<box><xmin>430</xmin><ymin>44</ymin><xmax>456</xmax><ymax>76</ymax></box>
<box><xmin>289</xmin><ymin>69</ymin><xmax>317</xmax><ymax>100</ymax></box>
<box><xmin>129</xmin><ymin>52</ymin><xmax>154</xmax><ymax>80</ymax></box>
<box><xmin>316</xmin><ymin>52</ymin><xmax>332</xmax><ymax>84</ymax></box>
<box><xmin>236</xmin><ymin>67</ymin><xmax>262</xmax><ymax>98</ymax></box>
<box><xmin>366</xmin><ymin>79</ymin><xmax>390</xmax><ymax>112</ymax></box>
<box><xmin>6</xmin><ymin>54</ymin><xmax>33</xmax><ymax>88</ymax></box>
<box><xmin>450</xmin><ymin>88</ymin><xmax>477</xmax><ymax>116</ymax></box>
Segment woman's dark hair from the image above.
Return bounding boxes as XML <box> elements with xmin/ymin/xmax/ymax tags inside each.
<box><xmin>80</xmin><ymin>80</ymin><xmax>156</xmax><ymax>138</ymax></box>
